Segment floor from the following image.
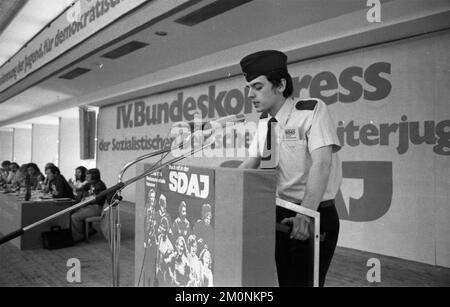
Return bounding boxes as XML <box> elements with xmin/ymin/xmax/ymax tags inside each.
<box><xmin>0</xmin><ymin>202</ymin><xmax>136</xmax><ymax>287</ymax></box>
<box><xmin>1</xmin><ymin>203</ymin><xmax>449</xmax><ymax>287</ymax></box>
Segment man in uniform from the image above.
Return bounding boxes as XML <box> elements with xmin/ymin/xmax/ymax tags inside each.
<box><xmin>239</xmin><ymin>50</ymin><xmax>342</xmax><ymax>287</ymax></box>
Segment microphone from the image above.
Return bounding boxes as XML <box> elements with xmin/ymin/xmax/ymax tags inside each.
<box><xmin>171</xmin><ymin>120</ymin><xmax>209</xmax><ymax>132</ymax></box>
<box><xmin>170</xmin><ymin>114</ymin><xmax>246</xmax><ymax>152</ymax></box>
<box><xmin>171</xmin><ymin>114</ymin><xmax>246</xmax><ymax>132</ymax></box>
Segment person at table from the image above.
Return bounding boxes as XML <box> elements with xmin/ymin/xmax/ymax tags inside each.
<box><xmin>1</xmin><ymin>160</ymin><xmax>11</xmax><ymax>187</ymax></box>
<box><xmin>45</xmin><ymin>165</ymin><xmax>74</xmax><ymax>199</ymax></box>
<box><xmin>71</xmin><ymin>168</ymin><xmax>107</xmax><ymax>242</ymax></box>
<box><xmin>6</xmin><ymin>162</ymin><xmax>19</xmax><ymax>184</ymax></box>
<box><xmin>41</xmin><ymin>162</ymin><xmax>56</xmax><ymax>193</ymax></box>
<box><xmin>11</xmin><ymin>163</ymin><xmax>28</xmax><ymax>189</ymax></box>
<box><xmin>68</xmin><ymin>166</ymin><xmax>88</xmax><ymax>201</ymax></box>
<box><xmin>26</xmin><ymin>163</ymin><xmax>45</xmax><ymax>190</ymax></box>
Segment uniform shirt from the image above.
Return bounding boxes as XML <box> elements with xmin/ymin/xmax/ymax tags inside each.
<box><xmin>249</xmin><ymin>98</ymin><xmax>342</xmax><ymax>203</ymax></box>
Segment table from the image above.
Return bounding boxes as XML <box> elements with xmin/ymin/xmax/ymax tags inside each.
<box><xmin>0</xmin><ymin>192</ymin><xmax>75</xmax><ymax>250</ymax></box>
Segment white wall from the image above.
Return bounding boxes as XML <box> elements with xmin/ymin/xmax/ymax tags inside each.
<box><xmin>12</xmin><ymin>128</ymin><xmax>31</xmax><ymax>165</ymax></box>
<box><xmin>31</xmin><ymin>124</ymin><xmax>59</xmax><ymax>171</ymax></box>
<box><xmin>3</xmin><ymin>117</ymin><xmax>96</xmax><ymax>180</ymax></box>
<box><xmin>0</xmin><ymin>130</ymin><xmax>13</xmax><ymax>162</ymax></box>
<box><xmin>59</xmin><ymin>117</ymin><xmax>95</xmax><ymax>181</ymax></box>
<box><xmin>8</xmin><ymin>117</ymin><xmax>95</xmax><ymax>180</ymax></box>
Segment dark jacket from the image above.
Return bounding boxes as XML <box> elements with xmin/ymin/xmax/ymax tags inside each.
<box><xmin>49</xmin><ymin>174</ymin><xmax>74</xmax><ymax>199</ymax></box>
<box><xmin>82</xmin><ymin>180</ymin><xmax>107</xmax><ymax>207</ymax></box>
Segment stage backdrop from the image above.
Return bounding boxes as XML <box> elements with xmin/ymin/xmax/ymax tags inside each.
<box><xmin>97</xmin><ymin>30</ymin><xmax>450</xmax><ymax>267</ymax></box>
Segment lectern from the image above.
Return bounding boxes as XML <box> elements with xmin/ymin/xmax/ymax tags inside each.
<box><xmin>134</xmin><ymin>165</ymin><xmax>278</xmax><ymax>287</ymax></box>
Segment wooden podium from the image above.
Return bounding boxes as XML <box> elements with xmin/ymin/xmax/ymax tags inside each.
<box><xmin>134</xmin><ymin>165</ymin><xmax>278</xmax><ymax>287</ymax></box>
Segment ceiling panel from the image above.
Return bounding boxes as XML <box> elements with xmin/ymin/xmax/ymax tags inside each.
<box><xmin>42</xmin><ymin>0</ymin><xmax>367</xmax><ymax>95</ymax></box>
<box><xmin>0</xmin><ymin>0</ymin><xmax>27</xmax><ymax>36</ymax></box>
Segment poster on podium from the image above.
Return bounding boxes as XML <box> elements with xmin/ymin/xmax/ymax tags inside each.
<box><xmin>136</xmin><ymin>164</ymin><xmax>277</xmax><ymax>287</ymax></box>
<box><xmin>141</xmin><ymin>164</ymin><xmax>215</xmax><ymax>287</ymax></box>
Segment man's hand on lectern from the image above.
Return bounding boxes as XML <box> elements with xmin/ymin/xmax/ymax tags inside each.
<box><xmin>281</xmin><ymin>214</ymin><xmax>311</xmax><ymax>241</ymax></box>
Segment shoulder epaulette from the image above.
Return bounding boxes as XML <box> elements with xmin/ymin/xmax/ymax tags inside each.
<box><xmin>295</xmin><ymin>99</ymin><xmax>317</xmax><ymax>111</ymax></box>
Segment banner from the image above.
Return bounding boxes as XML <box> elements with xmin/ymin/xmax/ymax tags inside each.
<box><xmin>98</xmin><ymin>30</ymin><xmax>450</xmax><ymax>267</ymax></box>
<box><xmin>0</xmin><ymin>0</ymin><xmax>160</xmax><ymax>92</ymax></box>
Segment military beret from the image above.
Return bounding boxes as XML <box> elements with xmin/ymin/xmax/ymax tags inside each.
<box><xmin>240</xmin><ymin>50</ymin><xmax>288</xmax><ymax>82</ymax></box>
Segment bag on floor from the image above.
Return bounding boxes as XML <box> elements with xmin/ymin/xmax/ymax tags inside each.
<box><xmin>42</xmin><ymin>226</ymin><xmax>74</xmax><ymax>249</ymax></box>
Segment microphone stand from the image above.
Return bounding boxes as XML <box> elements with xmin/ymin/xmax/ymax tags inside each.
<box><xmin>105</xmin><ymin>147</ymin><xmax>172</xmax><ymax>287</ymax></box>
<box><xmin>0</xmin><ymin>130</ymin><xmax>215</xmax><ymax>287</ymax></box>
<box><xmin>105</xmin><ymin>128</ymin><xmax>213</xmax><ymax>287</ymax></box>
<box><xmin>106</xmin><ymin>116</ymin><xmax>244</xmax><ymax>286</ymax></box>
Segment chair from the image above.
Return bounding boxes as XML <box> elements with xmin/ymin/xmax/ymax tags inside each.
<box><xmin>84</xmin><ymin>216</ymin><xmax>102</xmax><ymax>241</ymax></box>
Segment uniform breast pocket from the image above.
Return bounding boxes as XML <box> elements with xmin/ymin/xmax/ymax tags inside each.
<box><xmin>282</xmin><ymin>139</ymin><xmax>308</xmax><ymax>154</ymax></box>
<box><xmin>279</xmin><ymin>140</ymin><xmax>309</xmax><ymax>170</ymax></box>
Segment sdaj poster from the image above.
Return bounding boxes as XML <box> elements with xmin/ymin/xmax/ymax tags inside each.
<box><xmin>140</xmin><ymin>164</ymin><xmax>215</xmax><ymax>287</ymax></box>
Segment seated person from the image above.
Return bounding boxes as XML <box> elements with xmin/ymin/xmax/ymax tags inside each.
<box><xmin>45</xmin><ymin>165</ymin><xmax>74</xmax><ymax>199</ymax></box>
<box><xmin>42</xmin><ymin>162</ymin><xmax>56</xmax><ymax>193</ymax></box>
<box><xmin>71</xmin><ymin>168</ymin><xmax>107</xmax><ymax>242</ymax></box>
<box><xmin>0</xmin><ymin>160</ymin><xmax>11</xmax><ymax>187</ymax></box>
<box><xmin>6</xmin><ymin>162</ymin><xmax>19</xmax><ymax>185</ymax></box>
<box><xmin>26</xmin><ymin>163</ymin><xmax>45</xmax><ymax>190</ymax></box>
<box><xmin>12</xmin><ymin>164</ymin><xmax>29</xmax><ymax>188</ymax></box>
<box><xmin>68</xmin><ymin>166</ymin><xmax>88</xmax><ymax>201</ymax></box>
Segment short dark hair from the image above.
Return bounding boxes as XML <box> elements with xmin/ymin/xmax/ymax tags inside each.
<box><xmin>1</xmin><ymin>160</ymin><xmax>11</xmax><ymax>168</ymax></box>
<box><xmin>265</xmin><ymin>70</ymin><xmax>294</xmax><ymax>98</ymax></box>
<box><xmin>45</xmin><ymin>165</ymin><xmax>60</xmax><ymax>175</ymax></box>
<box><xmin>45</xmin><ymin>162</ymin><xmax>56</xmax><ymax>169</ymax></box>
<box><xmin>87</xmin><ymin>168</ymin><xmax>101</xmax><ymax>182</ymax></box>
<box><xmin>10</xmin><ymin>162</ymin><xmax>19</xmax><ymax>170</ymax></box>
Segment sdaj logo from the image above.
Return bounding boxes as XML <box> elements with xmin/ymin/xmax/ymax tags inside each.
<box><xmin>336</xmin><ymin>161</ymin><xmax>393</xmax><ymax>222</ymax></box>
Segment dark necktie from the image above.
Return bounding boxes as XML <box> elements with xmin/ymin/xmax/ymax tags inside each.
<box><xmin>261</xmin><ymin>117</ymin><xmax>278</xmax><ymax>169</ymax></box>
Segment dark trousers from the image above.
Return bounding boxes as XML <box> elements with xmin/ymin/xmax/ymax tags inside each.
<box><xmin>275</xmin><ymin>200</ymin><xmax>340</xmax><ymax>287</ymax></box>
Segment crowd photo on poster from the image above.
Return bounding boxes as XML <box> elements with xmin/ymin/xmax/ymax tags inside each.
<box><xmin>142</xmin><ymin>166</ymin><xmax>215</xmax><ymax>287</ymax></box>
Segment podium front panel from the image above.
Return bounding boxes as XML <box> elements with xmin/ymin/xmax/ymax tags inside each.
<box><xmin>215</xmin><ymin>168</ymin><xmax>277</xmax><ymax>287</ymax></box>
<box><xmin>135</xmin><ymin>165</ymin><xmax>277</xmax><ymax>287</ymax></box>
